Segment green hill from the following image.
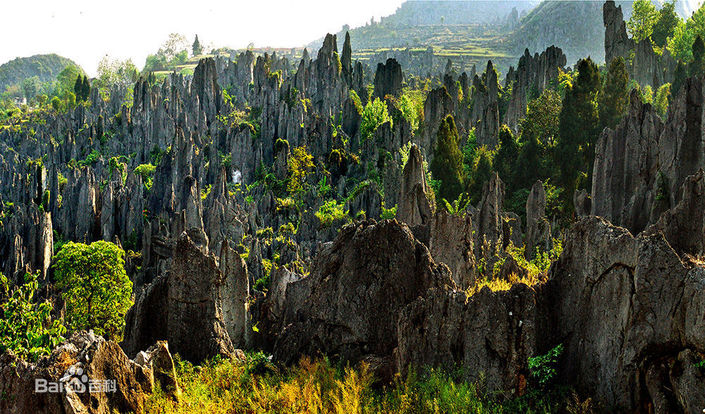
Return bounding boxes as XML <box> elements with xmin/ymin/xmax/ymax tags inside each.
<box><xmin>0</xmin><ymin>54</ymin><xmax>81</xmax><ymax>93</ymax></box>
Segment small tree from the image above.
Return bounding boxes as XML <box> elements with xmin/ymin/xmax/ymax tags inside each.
<box><xmin>287</xmin><ymin>145</ymin><xmax>314</xmax><ymax>194</ymax></box>
<box><xmin>431</xmin><ymin>115</ymin><xmax>465</xmax><ymax>203</ymax></box>
<box><xmin>0</xmin><ymin>272</ymin><xmax>66</xmax><ymax>361</ymax></box>
<box><xmin>360</xmin><ymin>97</ymin><xmax>392</xmax><ymax>141</ymax></box>
<box><xmin>53</xmin><ymin>241</ymin><xmax>133</xmax><ymax>339</ymax></box>
<box><xmin>193</xmin><ymin>34</ymin><xmax>203</xmax><ymax>56</ymax></box>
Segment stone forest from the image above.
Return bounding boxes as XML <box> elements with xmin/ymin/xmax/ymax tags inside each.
<box><xmin>0</xmin><ymin>0</ymin><xmax>704</xmax><ymax>412</ymax></box>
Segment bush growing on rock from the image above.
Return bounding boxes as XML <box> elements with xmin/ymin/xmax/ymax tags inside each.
<box><xmin>53</xmin><ymin>241</ymin><xmax>133</xmax><ymax>339</ymax></box>
<box><xmin>0</xmin><ymin>272</ymin><xmax>66</xmax><ymax>361</ymax></box>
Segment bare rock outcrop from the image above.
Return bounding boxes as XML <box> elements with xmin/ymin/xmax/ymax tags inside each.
<box><xmin>373</xmin><ymin>58</ymin><xmax>403</xmax><ymax>100</ymax></box>
<box><xmin>504</xmin><ymin>47</ymin><xmax>566</xmax><ymax>131</ymax></box>
<box><xmin>272</xmin><ymin>219</ymin><xmax>455</xmax><ymax>369</ymax></box>
<box><xmin>525</xmin><ymin>180</ymin><xmax>551</xmax><ymax>258</ymax></box>
<box><xmin>0</xmin><ymin>331</ymin><xmax>178</xmax><ymax>414</ymax></box>
<box><xmin>550</xmin><ymin>216</ymin><xmax>705</xmax><ymax>412</ymax></box>
<box><xmin>603</xmin><ymin>0</ymin><xmax>633</xmax><ymax>65</ymax></box>
<box><xmin>122</xmin><ymin>232</ymin><xmax>250</xmax><ymax>363</ymax></box>
<box><xmin>429</xmin><ymin>210</ymin><xmax>475</xmax><ymax>289</ymax></box>
<box><xmin>397</xmin><ymin>283</ymin><xmax>547</xmax><ymax>394</ymax></box>
<box><xmin>397</xmin><ymin>144</ymin><xmax>434</xmax><ymax>240</ymax></box>
<box><xmin>591</xmin><ymin>90</ymin><xmax>664</xmax><ymax>234</ymax></box>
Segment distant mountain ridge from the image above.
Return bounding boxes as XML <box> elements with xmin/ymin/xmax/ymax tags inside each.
<box><xmin>0</xmin><ymin>54</ymin><xmax>80</xmax><ymax>93</ymax></box>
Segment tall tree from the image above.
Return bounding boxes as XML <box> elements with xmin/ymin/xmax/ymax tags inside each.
<box><xmin>599</xmin><ymin>57</ymin><xmax>630</xmax><ymax>130</ymax></box>
<box><xmin>627</xmin><ymin>0</ymin><xmax>659</xmax><ymax>43</ymax></box>
<box><xmin>652</xmin><ymin>0</ymin><xmax>680</xmax><ymax>47</ymax></box>
<box><xmin>494</xmin><ymin>125</ymin><xmax>519</xmax><ymax>192</ymax></box>
<box><xmin>192</xmin><ymin>34</ymin><xmax>203</xmax><ymax>56</ymax></box>
<box><xmin>431</xmin><ymin>115</ymin><xmax>465</xmax><ymax>203</ymax></box>
<box><xmin>556</xmin><ymin>58</ymin><xmax>601</xmax><ymax>202</ymax></box>
<box><xmin>53</xmin><ymin>241</ymin><xmax>133</xmax><ymax>339</ymax></box>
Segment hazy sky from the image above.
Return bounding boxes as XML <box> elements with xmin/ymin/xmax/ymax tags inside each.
<box><xmin>2</xmin><ymin>0</ymin><xmax>404</xmax><ymax>75</ymax></box>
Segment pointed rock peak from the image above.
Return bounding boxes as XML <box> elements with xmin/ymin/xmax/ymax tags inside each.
<box><xmin>318</xmin><ymin>33</ymin><xmax>338</xmax><ymax>60</ymax></box>
<box><xmin>403</xmin><ymin>144</ymin><xmax>427</xmax><ymax>193</ymax></box>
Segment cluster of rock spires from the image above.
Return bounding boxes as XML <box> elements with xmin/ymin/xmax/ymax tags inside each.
<box><xmin>0</xmin><ymin>16</ymin><xmax>704</xmax><ymax>413</ymax></box>
<box><xmin>604</xmin><ymin>0</ymin><xmax>676</xmax><ymax>87</ymax></box>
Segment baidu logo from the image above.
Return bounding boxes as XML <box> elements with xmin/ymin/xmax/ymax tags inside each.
<box><xmin>35</xmin><ymin>366</ymin><xmax>116</xmax><ymax>394</ymax></box>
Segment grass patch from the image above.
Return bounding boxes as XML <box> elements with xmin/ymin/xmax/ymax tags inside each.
<box><xmin>146</xmin><ymin>353</ymin><xmax>589</xmax><ymax>413</ymax></box>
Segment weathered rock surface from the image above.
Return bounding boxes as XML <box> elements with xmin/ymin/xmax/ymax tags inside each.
<box><xmin>397</xmin><ymin>284</ymin><xmax>547</xmax><ymax>394</ymax></box>
<box><xmin>397</xmin><ymin>144</ymin><xmax>434</xmax><ymax>234</ymax></box>
<box><xmin>504</xmin><ymin>47</ymin><xmax>566</xmax><ymax>132</ymax></box>
<box><xmin>525</xmin><ymin>180</ymin><xmax>551</xmax><ymax>258</ymax></box>
<box><xmin>550</xmin><ymin>216</ymin><xmax>705</xmax><ymax>412</ymax></box>
<box><xmin>373</xmin><ymin>58</ymin><xmax>403</xmax><ymax>100</ymax></box>
<box><xmin>122</xmin><ymin>232</ymin><xmax>249</xmax><ymax>363</ymax></box>
<box><xmin>603</xmin><ymin>0</ymin><xmax>633</xmax><ymax>65</ymax></box>
<box><xmin>0</xmin><ymin>331</ymin><xmax>178</xmax><ymax>414</ymax></box>
<box><xmin>592</xmin><ymin>76</ymin><xmax>705</xmax><ymax>234</ymax></box>
<box><xmin>272</xmin><ymin>219</ymin><xmax>455</xmax><ymax>368</ymax></box>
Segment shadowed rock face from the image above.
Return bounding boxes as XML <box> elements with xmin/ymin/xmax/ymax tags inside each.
<box><xmin>122</xmin><ymin>232</ymin><xmax>249</xmax><ymax>363</ymax></box>
<box><xmin>373</xmin><ymin>58</ymin><xmax>403</xmax><ymax>100</ymax></box>
<box><xmin>550</xmin><ymin>216</ymin><xmax>705</xmax><ymax>412</ymax></box>
<box><xmin>271</xmin><ymin>219</ymin><xmax>455</xmax><ymax>369</ymax></box>
<box><xmin>592</xmin><ymin>75</ymin><xmax>705</xmax><ymax>235</ymax></box>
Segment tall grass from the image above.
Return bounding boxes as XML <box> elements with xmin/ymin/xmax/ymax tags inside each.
<box><xmin>145</xmin><ymin>352</ymin><xmax>590</xmax><ymax>413</ymax></box>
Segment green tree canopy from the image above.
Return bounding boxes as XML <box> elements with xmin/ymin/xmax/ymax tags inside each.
<box><xmin>652</xmin><ymin>0</ymin><xmax>680</xmax><ymax>47</ymax></box>
<box><xmin>494</xmin><ymin>125</ymin><xmax>519</xmax><ymax>192</ymax></box>
<box><xmin>627</xmin><ymin>0</ymin><xmax>658</xmax><ymax>43</ymax></box>
<box><xmin>556</xmin><ymin>58</ymin><xmax>601</xmax><ymax>202</ymax></box>
<box><xmin>431</xmin><ymin>114</ymin><xmax>465</xmax><ymax>203</ymax></box>
<box><xmin>53</xmin><ymin>241</ymin><xmax>133</xmax><ymax>339</ymax></box>
<box><xmin>193</xmin><ymin>34</ymin><xmax>203</xmax><ymax>56</ymax></box>
<box><xmin>599</xmin><ymin>57</ymin><xmax>630</xmax><ymax>130</ymax></box>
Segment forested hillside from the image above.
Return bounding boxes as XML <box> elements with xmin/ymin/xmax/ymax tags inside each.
<box><xmin>0</xmin><ymin>54</ymin><xmax>80</xmax><ymax>95</ymax></box>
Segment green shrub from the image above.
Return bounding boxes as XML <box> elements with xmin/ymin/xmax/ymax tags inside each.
<box><xmin>315</xmin><ymin>200</ymin><xmax>349</xmax><ymax>227</ymax></box>
<box><xmin>53</xmin><ymin>241</ymin><xmax>133</xmax><ymax>339</ymax></box>
<box><xmin>0</xmin><ymin>272</ymin><xmax>66</xmax><ymax>361</ymax></box>
<box><xmin>528</xmin><ymin>344</ymin><xmax>564</xmax><ymax>388</ymax></box>
<box><xmin>360</xmin><ymin>97</ymin><xmax>392</xmax><ymax>141</ymax></box>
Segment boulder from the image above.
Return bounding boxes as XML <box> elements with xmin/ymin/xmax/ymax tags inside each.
<box><xmin>123</xmin><ymin>232</ymin><xmax>250</xmax><ymax>363</ymax></box>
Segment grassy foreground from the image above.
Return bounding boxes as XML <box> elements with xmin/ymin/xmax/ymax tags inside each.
<box><xmin>145</xmin><ymin>352</ymin><xmax>593</xmax><ymax>414</ymax></box>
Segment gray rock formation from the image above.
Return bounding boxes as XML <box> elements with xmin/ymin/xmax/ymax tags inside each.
<box><xmin>272</xmin><ymin>220</ymin><xmax>455</xmax><ymax>371</ymax></box>
<box><xmin>592</xmin><ymin>76</ymin><xmax>705</xmax><ymax>234</ymax></box>
<box><xmin>397</xmin><ymin>144</ymin><xmax>434</xmax><ymax>231</ymax></box>
<box><xmin>603</xmin><ymin>0</ymin><xmax>633</xmax><ymax>65</ymax></box>
<box><xmin>525</xmin><ymin>180</ymin><xmax>551</xmax><ymax>258</ymax></box>
<box><xmin>373</xmin><ymin>58</ymin><xmax>403</xmax><ymax>100</ymax></box>
<box><xmin>122</xmin><ymin>232</ymin><xmax>249</xmax><ymax>362</ymax></box>
<box><xmin>504</xmin><ymin>47</ymin><xmax>567</xmax><ymax>132</ymax></box>
<box><xmin>471</xmin><ymin>61</ymin><xmax>500</xmax><ymax>146</ymax></box>
<box><xmin>551</xmin><ymin>216</ymin><xmax>705</xmax><ymax>412</ymax></box>
<box><xmin>429</xmin><ymin>210</ymin><xmax>475</xmax><ymax>289</ymax></box>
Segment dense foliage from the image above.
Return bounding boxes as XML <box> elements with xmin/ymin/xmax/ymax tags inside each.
<box><xmin>53</xmin><ymin>241</ymin><xmax>133</xmax><ymax>339</ymax></box>
<box><xmin>0</xmin><ymin>273</ymin><xmax>66</xmax><ymax>362</ymax></box>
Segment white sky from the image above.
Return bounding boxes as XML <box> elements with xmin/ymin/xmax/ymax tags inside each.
<box><xmin>1</xmin><ymin>0</ymin><xmax>404</xmax><ymax>76</ymax></box>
